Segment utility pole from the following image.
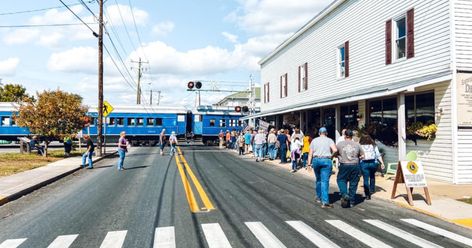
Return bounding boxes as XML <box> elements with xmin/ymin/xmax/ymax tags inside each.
<box><xmin>131</xmin><ymin>58</ymin><xmax>148</xmax><ymax>104</ymax></box>
<box><xmin>97</xmin><ymin>0</ymin><xmax>104</xmax><ymax>157</ymax></box>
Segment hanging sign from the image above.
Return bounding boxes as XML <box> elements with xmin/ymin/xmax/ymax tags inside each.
<box><xmin>457</xmin><ymin>73</ymin><xmax>472</xmax><ymax>127</ymax></box>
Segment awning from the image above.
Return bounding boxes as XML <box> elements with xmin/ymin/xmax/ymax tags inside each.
<box><xmin>241</xmin><ymin>71</ymin><xmax>452</xmax><ymax>120</ymax></box>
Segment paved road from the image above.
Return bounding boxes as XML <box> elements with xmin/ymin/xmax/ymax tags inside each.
<box><xmin>0</xmin><ymin>146</ymin><xmax>471</xmax><ymax>248</ymax></box>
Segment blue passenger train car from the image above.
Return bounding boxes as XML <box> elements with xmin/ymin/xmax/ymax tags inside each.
<box><xmin>0</xmin><ymin>103</ymin><xmax>29</xmax><ymax>141</ymax></box>
<box><xmin>192</xmin><ymin>106</ymin><xmax>244</xmax><ymax>144</ymax></box>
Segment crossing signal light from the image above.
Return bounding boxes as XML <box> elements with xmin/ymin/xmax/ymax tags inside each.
<box><xmin>234</xmin><ymin>106</ymin><xmax>241</xmax><ymax>112</ymax></box>
<box><xmin>242</xmin><ymin>106</ymin><xmax>249</xmax><ymax>112</ymax></box>
<box><xmin>195</xmin><ymin>81</ymin><xmax>202</xmax><ymax>89</ymax></box>
<box><xmin>187</xmin><ymin>81</ymin><xmax>195</xmax><ymax>89</ymax></box>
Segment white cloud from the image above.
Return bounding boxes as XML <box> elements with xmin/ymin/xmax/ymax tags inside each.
<box><xmin>48</xmin><ymin>47</ymin><xmax>98</xmax><ymax>74</ymax></box>
<box><xmin>222</xmin><ymin>32</ymin><xmax>238</xmax><ymax>43</ymax></box>
<box><xmin>38</xmin><ymin>32</ymin><xmax>64</xmax><ymax>47</ymax></box>
<box><xmin>152</xmin><ymin>21</ymin><xmax>175</xmax><ymax>36</ymax></box>
<box><xmin>106</xmin><ymin>4</ymin><xmax>148</xmax><ymax>27</ymax></box>
<box><xmin>4</xmin><ymin>29</ymin><xmax>40</xmax><ymax>45</ymax></box>
<box><xmin>228</xmin><ymin>0</ymin><xmax>332</xmax><ymax>34</ymax></box>
<box><xmin>0</xmin><ymin>58</ymin><xmax>20</xmax><ymax>76</ymax></box>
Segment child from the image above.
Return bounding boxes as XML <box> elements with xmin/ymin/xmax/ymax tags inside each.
<box><xmin>290</xmin><ymin>137</ymin><xmax>303</xmax><ymax>172</ymax></box>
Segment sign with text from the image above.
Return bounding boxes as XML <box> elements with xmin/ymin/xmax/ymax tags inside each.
<box><xmin>258</xmin><ymin>119</ymin><xmax>270</xmax><ymax>130</ymax></box>
<box><xmin>400</xmin><ymin>160</ymin><xmax>427</xmax><ymax>188</ymax></box>
<box><xmin>457</xmin><ymin>73</ymin><xmax>472</xmax><ymax>127</ymax></box>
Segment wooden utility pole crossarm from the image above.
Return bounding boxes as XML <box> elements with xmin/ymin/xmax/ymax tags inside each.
<box><xmin>131</xmin><ymin>58</ymin><xmax>149</xmax><ymax>105</ymax></box>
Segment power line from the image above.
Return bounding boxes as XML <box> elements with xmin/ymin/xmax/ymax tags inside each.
<box><xmin>58</xmin><ymin>0</ymin><xmax>97</xmax><ymax>35</ymax></box>
<box><xmin>0</xmin><ymin>23</ymin><xmax>97</xmax><ymax>28</ymax></box>
<box><xmin>0</xmin><ymin>3</ymin><xmax>83</xmax><ymax>16</ymax></box>
<box><xmin>128</xmin><ymin>0</ymin><xmax>149</xmax><ymax>62</ymax></box>
<box><xmin>112</xmin><ymin>0</ymin><xmax>139</xmax><ymax>54</ymax></box>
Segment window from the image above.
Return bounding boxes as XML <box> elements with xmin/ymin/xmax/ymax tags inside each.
<box><xmin>109</xmin><ymin>117</ymin><xmax>116</xmax><ymax>125</ymax></box>
<box><xmin>146</xmin><ymin>118</ymin><xmax>154</xmax><ymax>126</ymax></box>
<box><xmin>238</xmin><ymin>120</ymin><xmax>242</xmax><ymax>126</ymax></box>
<box><xmin>395</xmin><ymin>16</ymin><xmax>406</xmax><ymax>60</ymax></box>
<box><xmin>280</xmin><ymin>73</ymin><xmax>288</xmax><ymax>98</ymax></box>
<box><xmin>209</xmin><ymin>119</ymin><xmax>215</xmax><ymax>127</ymax></box>
<box><xmin>194</xmin><ymin>115</ymin><xmax>202</xmax><ymax>122</ymax></box>
<box><xmin>220</xmin><ymin>119</ymin><xmax>226</xmax><ymax>127</ymax></box>
<box><xmin>155</xmin><ymin>118</ymin><xmax>163</xmax><ymax>126</ymax></box>
<box><xmin>177</xmin><ymin>115</ymin><xmax>185</xmax><ymax>122</ymax></box>
<box><xmin>116</xmin><ymin>117</ymin><xmax>124</xmax><ymax>126</ymax></box>
<box><xmin>338</xmin><ymin>45</ymin><xmax>346</xmax><ymax>78</ymax></box>
<box><xmin>127</xmin><ymin>118</ymin><xmax>135</xmax><ymax>126</ymax></box>
<box><xmin>298</xmin><ymin>63</ymin><xmax>308</xmax><ymax>92</ymax></box>
<box><xmin>1</xmin><ymin>117</ymin><xmax>10</xmax><ymax>126</ymax></box>
<box><xmin>136</xmin><ymin>118</ymin><xmax>144</xmax><ymax>126</ymax></box>
<box><xmin>369</xmin><ymin>98</ymin><xmax>397</xmax><ymax>126</ymax></box>
<box><xmin>406</xmin><ymin>92</ymin><xmax>435</xmax><ymax>125</ymax></box>
<box><xmin>229</xmin><ymin>119</ymin><xmax>236</xmax><ymax>127</ymax></box>
<box><xmin>90</xmin><ymin>117</ymin><xmax>96</xmax><ymax>126</ymax></box>
<box><xmin>11</xmin><ymin>117</ymin><xmax>16</xmax><ymax>126</ymax></box>
<box><xmin>341</xmin><ymin>104</ymin><xmax>359</xmax><ymax>130</ymax></box>
<box><xmin>264</xmin><ymin>82</ymin><xmax>270</xmax><ymax>103</ymax></box>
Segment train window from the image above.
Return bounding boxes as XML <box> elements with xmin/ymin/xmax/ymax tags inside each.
<box><xmin>238</xmin><ymin>120</ymin><xmax>242</xmax><ymax>126</ymax></box>
<box><xmin>90</xmin><ymin>117</ymin><xmax>96</xmax><ymax>126</ymax></box>
<box><xmin>127</xmin><ymin>118</ymin><xmax>135</xmax><ymax>126</ymax></box>
<box><xmin>11</xmin><ymin>117</ymin><xmax>16</xmax><ymax>126</ymax></box>
<box><xmin>220</xmin><ymin>119</ymin><xmax>226</xmax><ymax>127</ymax></box>
<box><xmin>116</xmin><ymin>117</ymin><xmax>124</xmax><ymax>126</ymax></box>
<box><xmin>209</xmin><ymin>119</ymin><xmax>215</xmax><ymax>127</ymax></box>
<box><xmin>146</xmin><ymin>118</ymin><xmax>154</xmax><ymax>126</ymax></box>
<box><xmin>194</xmin><ymin>114</ymin><xmax>202</xmax><ymax>122</ymax></box>
<box><xmin>108</xmin><ymin>117</ymin><xmax>116</xmax><ymax>125</ymax></box>
<box><xmin>177</xmin><ymin>115</ymin><xmax>185</xmax><ymax>122</ymax></box>
<box><xmin>155</xmin><ymin>118</ymin><xmax>163</xmax><ymax>126</ymax></box>
<box><xmin>1</xmin><ymin>117</ymin><xmax>10</xmax><ymax>126</ymax></box>
<box><xmin>136</xmin><ymin>118</ymin><xmax>144</xmax><ymax>126</ymax></box>
<box><xmin>229</xmin><ymin>120</ymin><xmax>236</xmax><ymax>127</ymax></box>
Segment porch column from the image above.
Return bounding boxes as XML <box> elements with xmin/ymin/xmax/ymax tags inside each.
<box><xmin>397</xmin><ymin>93</ymin><xmax>407</xmax><ymax>160</ymax></box>
<box><xmin>335</xmin><ymin>105</ymin><xmax>341</xmax><ymax>141</ymax></box>
<box><xmin>299</xmin><ymin>111</ymin><xmax>304</xmax><ymax>130</ymax></box>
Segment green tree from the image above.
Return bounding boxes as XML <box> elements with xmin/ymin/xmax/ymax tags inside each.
<box><xmin>15</xmin><ymin>90</ymin><xmax>88</xmax><ymax>156</ymax></box>
<box><xmin>0</xmin><ymin>84</ymin><xmax>31</xmax><ymax>102</ymax></box>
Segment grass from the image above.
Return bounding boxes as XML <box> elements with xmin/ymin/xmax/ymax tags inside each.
<box><xmin>459</xmin><ymin>198</ymin><xmax>472</xmax><ymax>205</ymax></box>
<box><xmin>0</xmin><ymin>150</ymin><xmax>82</xmax><ymax>177</ymax></box>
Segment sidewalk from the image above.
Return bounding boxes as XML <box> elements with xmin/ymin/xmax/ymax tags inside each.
<box><xmin>234</xmin><ymin>149</ymin><xmax>472</xmax><ymax>229</ymax></box>
<box><xmin>0</xmin><ymin>150</ymin><xmax>117</xmax><ymax>206</ymax></box>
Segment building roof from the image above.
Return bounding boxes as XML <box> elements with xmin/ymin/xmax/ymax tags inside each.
<box><xmin>259</xmin><ymin>0</ymin><xmax>345</xmax><ymax>65</ymax></box>
<box><xmin>215</xmin><ymin>87</ymin><xmax>261</xmax><ymax>105</ymax></box>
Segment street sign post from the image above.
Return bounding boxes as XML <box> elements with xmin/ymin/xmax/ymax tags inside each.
<box><xmin>99</xmin><ymin>101</ymin><xmax>114</xmax><ymax>154</ymax></box>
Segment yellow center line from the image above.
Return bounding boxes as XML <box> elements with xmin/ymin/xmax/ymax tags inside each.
<box><xmin>175</xmin><ymin>152</ymin><xmax>200</xmax><ymax>213</ymax></box>
<box><xmin>177</xmin><ymin>147</ymin><xmax>215</xmax><ymax>211</ymax></box>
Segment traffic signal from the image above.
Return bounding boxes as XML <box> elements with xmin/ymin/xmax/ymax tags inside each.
<box><xmin>195</xmin><ymin>81</ymin><xmax>202</xmax><ymax>89</ymax></box>
<box><xmin>187</xmin><ymin>81</ymin><xmax>195</xmax><ymax>89</ymax></box>
<box><xmin>234</xmin><ymin>106</ymin><xmax>241</xmax><ymax>112</ymax></box>
<box><xmin>242</xmin><ymin>106</ymin><xmax>249</xmax><ymax>112</ymax></box>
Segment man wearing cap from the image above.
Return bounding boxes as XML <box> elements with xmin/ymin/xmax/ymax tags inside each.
<box><xmin>336</xmin><ymin>129</ymin><xmax>364</xmax><ymax>208</ymax></box>
<box><xmin>307</xmin><ymin>127</ymin><xmax>337</xmax><ymax>208</ymax></box>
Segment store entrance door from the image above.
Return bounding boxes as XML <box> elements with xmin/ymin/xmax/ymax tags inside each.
<box><xmin>322</xmin><ymin>108</ymin><xmax>336</xmax><ymax>140</ymax></box>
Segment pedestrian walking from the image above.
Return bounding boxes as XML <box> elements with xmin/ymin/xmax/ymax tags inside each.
<box><xmin>169</xmin><ymin>131</ymin><xmax>178</xmax><ymax>156</ymax></box>
<box><xmin>267</xmin><ymin>128</ymin><xmax>277</xmax><ymax>160</ymax></box>
<box><xmin>159</xmin><ymin>129</ymin><xmax>166</xmax><ymax>156</ymax></box>
<box><xmin>63</xmin><ymin>135</ymin><xmax>73</xmax><ymax>157</ymax></box>
<box><xmin>307</xmin><ymin>127</ymin><xmax>337</xmax><ymax>208</ymax></box>
<box><xmin>231</xmin><ymin>130</ymin><xmax>237</xmax><ymax>150</ymax></box>
<box><xmin>301</xmin><ymin>133</ymin><xmax>311</xmax><ymax>169</ymax></box>
<box><xmin>81</xmin><ymin>135</ymin><xmax>94</xmax><ymax>169</ymax></box>
<box><xmin>117</xmin><ymin>131</ymin><xmax>129</xmax><ymax>171</ymax></box>
<box><xmin>290</xmin><ymin>137</ymin><xmax>303</xmax><ymax>172</ymax></box>
<box><xmin>336</xmin><ymin>129</ymin><xmax>364</xmax><ymax>208</ymax></box>
<box><xmin>244</xmin><ymin>130</ymin><xmax>252</xmax><ymax>154</ymax></box>
<box><xmin>254</xmin><ymin>129</ymin><xmax>266</xmax><ymax>162</ymax></box>
<box><xmin>225</xmin><ymin>130</ymin><xmax>231</xmax><ymax>149</ymax></box>
<box><xmin>359</xmin><ymin>135</ymin><xmax>385</xmax><ymax>199</ymax></box>
<box><xmin>277</xmin><ymin>129</ymin><xmax>289</xmax><ymax>164</ymax></box>
<box><xmin>219</xmin><ymin>130</ymin><xmax>225</xmax><ymax>149</ymax></box>
<box><xmin>237</xmin><ymin>132</ymin><xmax>245</xmax><ymax>155</ymax></box>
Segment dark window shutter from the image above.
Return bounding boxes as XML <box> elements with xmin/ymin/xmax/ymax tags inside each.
<box><xmin>407</xmin><ymin>8</ymin><xmax>415</xmax><ymax>59</ymax></box>
<box><xmin>284</xmin><ymin>73</ymin><xmax>288</xmax><ymax>97</ymax></box>
<box><xmin>280</xmin><ymin>76</ymin><xmax>282</xmax><ymax>98</ymax></box>
<box><xmin>298</xmin><ymin>66</ymin><xmax>301</xmax><ymax>92</ymax></box>
<box><xmin>344</xmin><ymin>41</ymin><xmax>350</xmax><ymax>78</ymax></box>
<box><xmin>386</xmin><ymin>19</ymin><xmax>392</xmax><ymax>65</ymax></box>
<box><xmin>304</xmin><ymin>62</ymin><xmax>308</xmax><ymax>90</ymax></box>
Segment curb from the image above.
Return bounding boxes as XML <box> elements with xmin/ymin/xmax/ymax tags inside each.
<box><xmin>0</xmin><ymin>151</ymin><xmax>117</xmax><ymax>207</ymax></box>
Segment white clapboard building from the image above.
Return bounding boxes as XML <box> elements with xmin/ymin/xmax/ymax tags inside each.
<box><xmin>253</xmin><ymin>0</ymin><xmax>472</xmax><ymax>184</ymax></box>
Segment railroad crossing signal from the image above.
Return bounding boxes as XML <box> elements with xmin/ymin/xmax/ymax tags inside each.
<box><xmin>102</xmin><ymin>101</ymin><xmax>114</xmax><ymax>117</ymax></box>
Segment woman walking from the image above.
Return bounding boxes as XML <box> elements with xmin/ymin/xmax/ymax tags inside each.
<box><xmin>359</xmin><ymin>135</ymin><xmax>385</xmax><ymax>199</ymax></box>
<box><xmin>117</xmin><ymin>131</ymin><xmax>129</xmax><ymax>171</ymax></box>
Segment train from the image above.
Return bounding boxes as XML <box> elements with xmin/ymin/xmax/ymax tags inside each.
<box><xmin>0</xmin><ymin>103</ymin><xmax>246</xmax><ymax>145</ymax></box>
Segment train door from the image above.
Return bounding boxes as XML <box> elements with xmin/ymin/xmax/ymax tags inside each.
<box><xmin>186</xmin><ymin>111</ymin><xmax>193</xmax><ymax>135</ymax></box>
<box><xmin>193</xmin><ymin>114</ymin><xmax>203</xmax><ymax>135</ymax></box>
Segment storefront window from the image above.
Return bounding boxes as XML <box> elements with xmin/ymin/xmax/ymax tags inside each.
<box><xmin>405</xmin><ymin>92</ymin><xmax>435</xmax><ymax>142</ymax></box>
<box><xmin>367</xmin><ymin>98</ymin><xmax>398</xmax><ymax>146</ymax></box>
<box><xmin>340</xmin><ymin>104</ymin><xmax>358</xmax><ymax>130</ymax></box>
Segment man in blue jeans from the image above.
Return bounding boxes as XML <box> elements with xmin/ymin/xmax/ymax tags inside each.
<box><xmin>81</xmin><ymin>135</ymin><xmax>94</xmax><ymax>169</ymax></box>
<box><xmin>277</xmin><ymin>129</ymin><xmax>288</xmax><ymax>164</ymax></box>
<box><xmin>336</xmin><ymin>129</ymin><xmax>364</xmax><ymax>208</ymax></box>
<box><xmin>307</xmin><ymin>127</ymin><xmax>337</xmax><ymax>208</ymax></box>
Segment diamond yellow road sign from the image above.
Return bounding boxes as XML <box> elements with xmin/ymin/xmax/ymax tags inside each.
<box><xmin>102</xmin><ymin>101</ymin><xmax>114</xmax><ymax>117</ymax></box>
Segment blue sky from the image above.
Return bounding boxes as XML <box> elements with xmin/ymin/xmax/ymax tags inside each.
<box><xmin>0</xmin><ymin>0</ymin><xmax>332</xmax><ymax>107</ymax></box>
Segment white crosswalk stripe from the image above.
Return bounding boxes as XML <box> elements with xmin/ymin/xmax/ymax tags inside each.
<box><xmin>402</xmin><ymin>219</ymin><xmax>472</xmax><ymax>247</ymax></box>
<box><xmin>201</xmin><ymin>223</ymin><xmax>232</xmax><ymax>248</ymax></box>
<box><xmin>153</xmin><ymin>226</ymin><xmax>176</xmax><ymax>248</ymax></box>
<box><xmin>245</xmin><ymin>222</ymin><xmax>286</xmax><ymax>248</ymax></box>
<box><xmin>99</xmin><ymin>230</ymin><xmax>128</xmax><ymax>248</ymax></box>
<box><xmin>47</xmin><ymin>234</ymin><xmax>78</xmax><ymax>248</ymax></box>
<box><xmin>286</xmin><ymin>221</ymin><xmax>340</xmax><ymax>248</ymax></box>
<box><xmin>0</xmin><ymin>239</ymin><xmax>27</xmax><ymax>248</ymax></box>
<box><xmin>364</xmin><ymin>219</ymin><xmax>443</xmax><ymax>248</ymax></box>
<box><xmin>326</xmin><ymin>220</ymin><xmax>392</xmax><ymax>248</ymax></box>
